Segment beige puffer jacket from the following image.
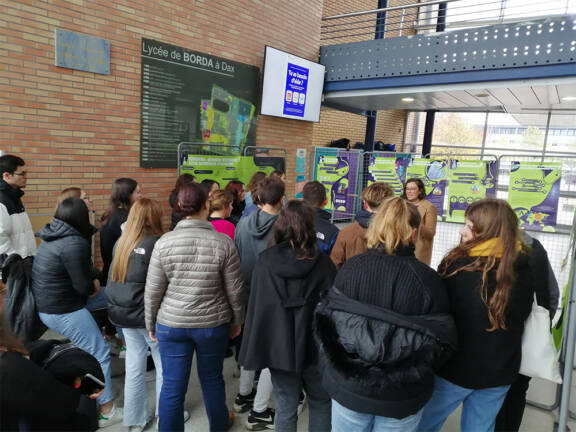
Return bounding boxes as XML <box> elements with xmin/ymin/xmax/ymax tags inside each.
<box><xmin>145</xmin><ymin>218</ymin><xmax>244</xmax><ymax>330</ymax></box>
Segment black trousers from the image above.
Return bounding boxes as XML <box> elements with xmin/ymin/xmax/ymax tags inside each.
<box><xmin>495</xmin><ymin>374</ymin><xmax>532</xmax><ymax>432</ymax></box>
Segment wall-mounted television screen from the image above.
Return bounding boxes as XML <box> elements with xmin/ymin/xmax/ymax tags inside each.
<box><xmin>260</xmin><ymin>46</ymin><xmax>325</xmax><ymax>123</ymax></box>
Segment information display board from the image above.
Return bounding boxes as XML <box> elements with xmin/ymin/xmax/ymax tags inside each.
<box><xmin>314</xmin><ymin>150</ymin><xmax>360</xmax><ymax>218</ymax></box>
<box><xmin>180</xmin><ymin>155</ymin><xmax>282</xmax><ymax>185</ymax></box>
<box><xmin>446</xmin><ymin>160</ymin><xmax>497</xmax><ymax>222</ymax></box>
<box><xmin>405</xmin><ymin>158</ymin><xmax>448</xmax><ymax>218</ymax></box>
<box><xmin>366</xmin><ymin>154</ymin><xmax>411</xmax><ymax>196</ymax></box>
<box><xmin>508</xmin><ymin>161</ymin><xmax>562</xmax><ymax>232</ymax></box>
<box><xmin>141</xmin><ymin>38</ymin><xmax>259</xmax><ymax>168</ymax></box>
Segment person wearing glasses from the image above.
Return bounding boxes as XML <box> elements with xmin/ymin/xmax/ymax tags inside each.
<box><xmin>0</xmin><ymin>154</ymin><xmax>36</xmax><ymax>258</ymax></box>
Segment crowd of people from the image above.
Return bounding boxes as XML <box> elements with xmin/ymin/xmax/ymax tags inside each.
<box><xmin>0</xmin><ymin>153</ymin><xmax>559</xmax><ymax>432</ymax></box>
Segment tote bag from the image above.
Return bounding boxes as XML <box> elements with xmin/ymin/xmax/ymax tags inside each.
<box><xmin>520</xmin><ymin>296</ymin><xmax>562</xmax><ymax>383</ymax></box>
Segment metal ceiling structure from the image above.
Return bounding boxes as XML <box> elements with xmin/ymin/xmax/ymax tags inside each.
<box><xmin>320</xmin><ymin>15</ymin><xmax>576</xmax><ymax>120</ymax></box>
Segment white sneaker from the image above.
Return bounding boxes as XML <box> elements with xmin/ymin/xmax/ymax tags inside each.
<box><xmin>128</xmin><ymin>426</ymin><xmax>145</xmax><ymax>432</ymax></box>
<box><xmin>98</xmin><ymin>405</ymin><xmax>123</xmax><ymax>428</ymax></box>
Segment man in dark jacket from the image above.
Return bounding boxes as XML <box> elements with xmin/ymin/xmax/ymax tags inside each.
<box><xmin>233</xmin><ymin>176</ymin><xmax>285</xmax><ymax>429</ymax></box>
<box><xmin>0</xmin><ymin>154</ymin><xmax>36</xmax><ymax>257</ymax></box>
<box><xmin>302</xmin><ymin>181</ymin><xmax>339</xmax><ymax>255</ymax></box>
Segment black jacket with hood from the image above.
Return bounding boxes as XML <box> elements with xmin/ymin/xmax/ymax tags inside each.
<box><xmin>106</xmin><ymin>235</ymin><xmax>160</xmax><ymax>328</ymax></box>
<box><xmin>32</xmin><ymin>219</ymin><xmax>97</xmax><ymax>315</ymax></box>
<box><xmin>239</xmin><ymin>241</ymin><xmax>336</xmax><ymax>372</ymax></box>
<box><xmin>234</xmin><ymin>209</ymin><xmax>278</xmax><ymax>296</ymax></box>
<box><xmin>315</xmin><ymin>247</ymin><xmax>457</xmax><ymax>419</ymax></box>
<box><xmin>314</xmin><ymin>208</ymin><xmax>340</xmax><ymax>255</ymax></box>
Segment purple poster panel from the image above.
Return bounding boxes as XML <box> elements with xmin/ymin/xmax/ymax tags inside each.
<box><xmin>508</xmin><ymin>161</ymin><xmax>561</xmax><ymax>232</ymax></box>
<box><xmin>283</xmin><ymin>63</ymin><xmax>309</xmax><ymax>117</ymax></box>
<box><xmin>315</xmin><ymin>150</ymin><xmax>359</xmax><ymax>219</ymax></box>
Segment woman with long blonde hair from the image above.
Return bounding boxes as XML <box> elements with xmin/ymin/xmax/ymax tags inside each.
<box><xmin>419</xmin><ymin>199</ymin><xmax>534</xmax><ymax>432</ymax></box>
<box><xmin>315</xmin><ymin>197</ymin><xmax>456</xmax><ymax>432</ymax></box>
<box><xmin>106</xmin><ymin>198</ymin><xmax>170</xmax><ymax>432</ymax></box>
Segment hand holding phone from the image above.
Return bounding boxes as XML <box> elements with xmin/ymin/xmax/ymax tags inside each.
<box><xmin>74</xmin><ymin>373</ymin><xmax>106</xmax><ymax>395</ymax></box>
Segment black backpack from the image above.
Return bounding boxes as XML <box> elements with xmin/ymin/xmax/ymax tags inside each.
<box><xmin>1</xmin><ymin>253</ymin><xmax>47</xmax><ymax>342</ymax></box>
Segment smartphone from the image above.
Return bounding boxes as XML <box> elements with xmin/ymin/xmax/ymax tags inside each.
<box><xmin>76</xmin><ymin>373</ymin><xmax>106</xmax><ymax>395</ymax></box>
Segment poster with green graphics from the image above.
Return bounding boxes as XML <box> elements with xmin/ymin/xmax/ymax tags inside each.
<box><xmin>180</xmin><ymin>155</ymin><xmax>279</xmax><ymax>185</ymax></box>
<box><xmin>446</xmin><ymin>160</ymin><xmax>498</xmax><ymax>223</ymax></box>
<box><xmin>314</xmin><ymin>150</ymin><xmax>359</xmax><ymax>218</ymax></box>
<box><xmin>366</xmin><ymin>154</ymin><xmax>411</xmax><ymax>196</ymax></box>
<box><xmin>405</xmin><ymin>158</ymin><xmax>448</xmax><ymax>218</ymax></box>
<box><xmin>508</xmin><ymin>161</ymin><xmax>562</xmax><ymax>232</ymax></box>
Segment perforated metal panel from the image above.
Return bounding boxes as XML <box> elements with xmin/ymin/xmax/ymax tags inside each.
<box><xmin>321</xmin><ymin>16</ymin><xmax>576</xmax><ymax>82</ymax></box>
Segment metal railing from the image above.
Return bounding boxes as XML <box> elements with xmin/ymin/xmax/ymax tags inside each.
<box><xmin>321</xmin><ymin>0</ymin><xmax>576</xmax><ymax>42</ymax></box>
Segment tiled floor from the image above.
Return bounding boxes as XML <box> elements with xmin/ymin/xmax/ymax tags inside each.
<box><xmin>99</xmin><ymin>353</ymin><xmax>570</xmax><ymax>432</ymax></box>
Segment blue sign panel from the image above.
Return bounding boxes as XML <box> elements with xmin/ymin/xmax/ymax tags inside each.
<box><xmin>283</xmin><ymin>63</ymin><xmax>309</xmax><ymax>118</ymax></box>
<box><xmin>55</xmin><ymin>29</ymin><xmax>110</xmax><ymax>75</ymax></box>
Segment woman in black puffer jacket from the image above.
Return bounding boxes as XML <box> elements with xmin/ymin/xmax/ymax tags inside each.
<box><xmin>314</xmin><ymin>197</ymin><xmax>457</xmax><ymax>432</ymax></box>
<box><xmin>32</xmin><ymin>198</ymin><xmax>121</xmax><ymax>427</ymax></box>
<box><xmin>106</xmin><ymin>198</ymin><xmax>167</xmax><ymax>430</ymax></box>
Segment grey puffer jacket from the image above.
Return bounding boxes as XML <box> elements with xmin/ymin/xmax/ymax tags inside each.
<box><xmin>145</xmin><ymin>218</ymin><xmax>244</xmax><ymax>330</ymax></box>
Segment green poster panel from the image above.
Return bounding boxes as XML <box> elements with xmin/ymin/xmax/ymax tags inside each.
<box><xmin>405</xmin><ymin>158</ymin><xmax>448</xmax><ymax>218</ymax></box>
<box><xmin>180</xmin><ymin>155</ymin><xmax>276</xmax><ymax>185</ymax></box>
<box><xmin>508</xmin><ymin>161</ymin><xmax>562</xmax><ymax>232</ymax></box>
<box><xmin>446</xmin><ymin>160</ymin><xmax>497</xmax><ymax>223</ymax></box>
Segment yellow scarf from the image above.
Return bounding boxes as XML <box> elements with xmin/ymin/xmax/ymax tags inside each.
<box><xmin>468</xmin><ymin>238</ymin><xmax>522</xmax><ymax>258</ymax></box>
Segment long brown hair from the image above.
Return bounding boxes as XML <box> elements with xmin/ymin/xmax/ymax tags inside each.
<box><xmin>439</xmin><ymin>199</ymin><xmax>527</xmax><ymax>331</ymax></box>
<box><xmin>366</xmin><ymin>197</ymin><xmax>420</xmax><ymax>254</ymax></box>
<box><xmin>273</xmin><ymin>200</ymin><xmax>317</xmax><ymax>259</ymax></box>
<box><xmin>110</xmin><ymin>198</ymin><xmax>163</xmax><ymax>283</ymax></box>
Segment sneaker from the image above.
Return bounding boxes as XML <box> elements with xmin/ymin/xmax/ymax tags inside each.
<box><xmin>234</xmin><ymin>389</ymin><xmax>256</xmax><ymax>413</ymax></box>
<box><xmin>98</xmin><ymin>405</ymin><xmax>123</xmax><ymax>428</ymax></box>
<box><xmin>245</xmin><ymin>408</ymin><xmax>275</xmax><ymax>430</ymax></box>
<box><xmin>119</xmin><ymin>345</ymin><xmax>127</xmax><ymax>359</ymax></box>
<box><xmin>128</xmin><ymin>426</ymin><xmax>145</xmax><ymax>432</ymax></box>
<box><xmin>297</xmin><ymin>391</ymin><xmax>307</xmax><ymax>416</ymax></box>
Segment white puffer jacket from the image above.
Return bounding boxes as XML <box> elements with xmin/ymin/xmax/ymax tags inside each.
<box><xmin>145</xmin><ymin>218</ymin><xmax>244</xmax><ymax>330</ymax></box>
<box><xmin>0</xmin><ymin>184</ymin><xmax>36</xmax><ymax>258</ymax></box>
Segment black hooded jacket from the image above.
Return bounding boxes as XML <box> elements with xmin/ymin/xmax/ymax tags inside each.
<box><xmin>32</xmin><ymin>219</ymin><xmax>97</xmax><ymax>314</ymax></box>
<box><xmin>106</xmin><ymin>235</ymin><xmax>160</xmax><ymax>328</ymax></box>
<box><xmin>315</xmin><ymin>247</ymin><xmax>457</xmax><ymax>419</ymax></box>
<box><xmin>239</xmin><ymin>241</ymin><xmax>336</xmax><ymax>373</ymax></box>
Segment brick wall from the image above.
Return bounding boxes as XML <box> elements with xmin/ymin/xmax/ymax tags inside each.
<box><xmin>1</xmin><ymin>0</ymin><xmax>324</xmax><ymax>224</ymax></box>
<box><xmin>313</xmin><ymin>0</ymin><xmax>409</xmax><ymax>155</ymax></box>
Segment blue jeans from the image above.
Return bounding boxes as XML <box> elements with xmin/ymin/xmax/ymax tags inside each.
<box><xmin>122</xmin><ymin>328</ymin><xmax>163</xmax><ymax>427</ymax></box>
<box><xmin>332</xmin><ymin>400</ymin><xmax>422</xmax><ymax>432</ymax></box>
<box><xmin>419</xmin><ymin>376</ymin><xmax>510</xmax><ymax>432</ymax></box>
<box><xmin>155</xmin><ymin>323</ymin><xmax>229</xmax><ymax>432</ymax></box>
<box><xmin>39</xmin><ymin>308</ymin><xmax>114</xmax><ymax>405</ymax></box>
<box><xmin>85</xmin><ymin>287</ymin><xmax>124</xmax><ymax>340</ymax></box>
<box><xmin>270</xmin><ymin>365</ymin><xmax>331</xmax><ymax>432</ymax></box>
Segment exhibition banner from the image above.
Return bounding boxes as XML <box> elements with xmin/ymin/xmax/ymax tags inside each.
<box><xmin>141</xmin><ymin>38</ymin><xmax>259</xmax><ymax>168</ymax></box>
<box><xmin>180</xmin><ymin>155</ymin><xmax>280</xmax><ymax>185</ymax></box>
<box><xmin>508</xmin><ymin>161</ymin><xmax>562</xmax><ymax>232</ymax></box>
<box><xmin>405</xmin><ymin>158</ymin><xmax>448</xmax><ymax>218</ymax></box>
<box><xmin>366</xmin><ymin>154</ymin><xmax>411</xmax><ymax>196</ymax></box>
<box><xmin>446</xmin><ymin>160</ymin><xmax>498</xmax><ymax>223</ymax></box>
<box><xmin>315</xmin><ymin>150</ymin><xmax>360</xmax><ymax>218</ymax></box>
